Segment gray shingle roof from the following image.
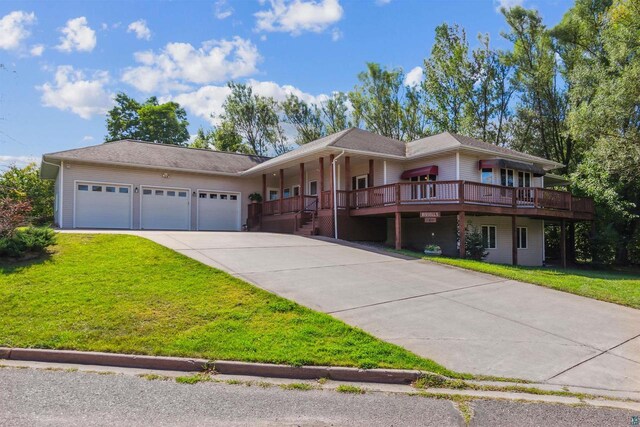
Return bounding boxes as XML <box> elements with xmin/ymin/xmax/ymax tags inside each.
<box><xmin>43</xmin><ymin>140</ymin><xmax>270</xmax><ymax>175</ymax></box>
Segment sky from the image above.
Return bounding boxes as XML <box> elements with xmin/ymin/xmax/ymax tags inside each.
<box><xmin>0</xmin><ymin>0</ymin><xmax>573</xmax><ymax>168</ymax></box>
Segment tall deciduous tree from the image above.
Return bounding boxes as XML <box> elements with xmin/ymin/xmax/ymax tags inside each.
<box><xmin>105</xmin><ymin>93</ymin><xmax>190</xmax><ymax>145</ymax></box>
<box><xmin>218</xmin><ymin>82</ymin><xmax>288</xmax><ymax>156</ymax></box>
<box><xmin>321</xmin><ymin>92</ymin><xmax>351</xmax><ymax>135</ymax></box>
<box><xmin>281</xmin><ymin>94</ymin><xmax>325</xmax><ymax>144</ymax></box>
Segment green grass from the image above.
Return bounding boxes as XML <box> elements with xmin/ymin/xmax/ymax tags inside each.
<box><xmin>0</xmin><ymin>233</ymin><xmax>458</xmax><ymax>376</ymax></box>
<box><xmin>391</xmin><ymin>249</ymin><xmax>640</xmax><ymax>310</ymax></box>
<box><xmin>335</xmin><ymin>384</ymin><xmax>366</xmax><ymax>394</ymax></box>
<box><xmin>279</xmin><ymin>382</ymin><xmax>316</xmax><ymax>391</ymax></box>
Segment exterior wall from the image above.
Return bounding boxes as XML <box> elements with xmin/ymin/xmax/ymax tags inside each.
<box><xmin>466</xmin><ymin>216</ymin><xmax>544</xmax><ymax>266</ymax></box>
<box><xmin>53</xmin><ymin>165</ymin><xmax>61</xmax><ymax>227</ymax></box>
<box><xmin>386</xmin><ymin>215</ymin><xmax>458</xmax><ymax>256</ymax></box>
<box><xmin>404</xmin><ymin>154</ymin><xmax>458</xmax><ymax>182</ymax></box>
<box><xmin>59</xmin><ymin>161</ymin><xmax>261</xmax><ymax>230</ymax></box>
<box><xmin>459</xmin><ymin>152</ymin><xmax>544</xmax><ymax>188</ymax></box>
<box><xmin>381</xmin><ymin>160</ymin><xmax>404</xmax><ymax>185</ymax></box>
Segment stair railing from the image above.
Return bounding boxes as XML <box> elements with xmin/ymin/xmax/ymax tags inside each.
<box><xmin>293</xmin><ymin>195</ymin><xmax>318</xmax><ymax>233</ymax></box>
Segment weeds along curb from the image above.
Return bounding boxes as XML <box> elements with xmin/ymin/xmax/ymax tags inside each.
<box><xmin>0</xmin><ymin>348</ymin><xmax>422</xmax><ymax>384</ymax></box>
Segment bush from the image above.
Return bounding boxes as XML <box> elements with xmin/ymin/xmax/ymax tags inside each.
<box><xmin>465</xmin><ymin>226</ymin><xmax>488</xmax><ymax>260</ymax></box>
<box><xmin>0</xmin><ymin>227</ymin><xmax>56</xmax><ymax>258</ymax></box>
<box><xmin>0</xmin><ymin>197</ymin><xmax>32</xmax><ymax>238</ymax></box>
<box><xmin>627</xmin><ymin>228</ymin><xmax>640</xmax><ymax>265</ymax></box>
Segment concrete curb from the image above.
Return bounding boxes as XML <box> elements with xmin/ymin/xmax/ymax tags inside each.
<box><xmin>0</xmin><ymin>348</ymin><xmax>421</xmax><ymax>384</ymax></box>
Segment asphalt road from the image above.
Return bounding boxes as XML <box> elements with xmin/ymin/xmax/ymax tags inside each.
<box><xmin>1</xmin><ymin>368</ymin><xmax>637</xmax><ymax>427</ymax></box>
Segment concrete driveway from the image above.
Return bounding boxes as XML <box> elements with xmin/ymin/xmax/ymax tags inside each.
<box><xmin>79</xmin><ymin>231</ymin><xmax>640</xmax><ymax>392</ymax></box>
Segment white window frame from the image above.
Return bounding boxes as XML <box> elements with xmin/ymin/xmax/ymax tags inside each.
<box><xmin>354</xmin><ymin>174</ymin><xmax>368</xmax><ymax>190</ymax></box>
<box><xmin>500</xmin><ymin>168</ymin><xmax>514</xmax><ymax>187</ymax></box>
<box><xmin>517</xmin><ymin>227</ymin><xmax>528</xmax><ymax>249</ymax></box>
<box><xmin>518</xmin><ymin>171</ymin><xmax>532</xmax><ymax>188</ymax></box>
<box><xmin>267</xmin><ymin>187</ymin><xmax>279</xmax><ymax>200</ymax></box>
<box><xmin>481</xmin><ymin>168</ymin><xmax>493</xmax><ymax>185</ymax></box>
<box><xmin>292</xmin><ymin>185</ymin><xmax>300</xmax><ymax>197</ymax></box>
<box><xmin>308</xmin><ymin>180</ymin><xmax>318</xmax><ymax>196</ymax></box>
<box><xmin>283</xmin><ymin>187</ymin><xmax>292</xmax><ymax>199</ymax></box>
<box><xmin>481</xmin><ymin>225</ymin><xmax>497</xmax><ymax>250</ymax></box>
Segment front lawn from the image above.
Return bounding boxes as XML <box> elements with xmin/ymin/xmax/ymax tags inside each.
<box><xmin>0</xmin><ymin>234</ymin><xmax>457</xmax><ymax>376</ymax></box>
<box><xmin>392</xmin><ymin>249</ymin><xmax>640</xmax><ymax>310</ymax></box>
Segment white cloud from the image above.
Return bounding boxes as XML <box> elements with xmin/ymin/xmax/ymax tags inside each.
<box><xmin>375</xmin><ymin>0</ymin><xmax>392</xmax><ymax>5</ymax></box>
<box><xmin>0</xmin><ymin>11</ymin><xmax>36</xmax><ymax>51</ymax></box>
<box><xmin>171</xmin><ymin>80</ymin><xmax>327</xmax><ymax>124</ymax></box>
<box><xmin>494</xmin><ymin>0</ymin><xmax>524</xmax><ymax>12</ymax></box>
<box><xmin>214</xmin><ymin>0</ymin><xmax>234</xmax><ymax>20</ymax></box>
<box><xmin>30</xmin><ymin>44</ymin><xmax>45</xmax><ymax>57</ymax></box>
<box><xmin>121</xmin><ymin>37</ymin><xmax>261</xmax><ymax>93</ymax></box>
<box><xmin>331</xmin><ymin>28</ymin><xmax>342</xmax><ymax>41</ymax></box>
<box><xmin>0</xmin><ymin>155</ymin><xmax>39</xmax><ymax>168</ymax></box>
<box><xmin>127</xmin><ymin>19</ymin><xmax>151</xmax><ymax>40</ymax></box>
<box><xmin>404</xmin><ymin>66</ymin><xmax>423</xmax><ymax>87</ymax></box>
<box><xmin>38</xmin><ymin>65</ymin><xmax>114</xmax><ymax>119</ymax></box>
<box><xmin>56</xmin><ymin>17</ymin><xmax>96</xmax><ymax>52</ymax></box>
<box><xmin>82</xmin><ymin>135</ymin><xmax>94</xmax><ymax>142</ymax></box>
<box><xmin>255</xmin><ymin>0</ymin><xmax>343</xmax><ymax>36</ymax></box>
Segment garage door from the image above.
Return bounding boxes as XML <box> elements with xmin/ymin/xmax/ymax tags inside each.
<box><xmin>197</xmin><ymin>190</ymin><xmax>241</xmax><ymax>231</ymax></box>
<box><xmin>75</xmin><ymin>182</ymin><xmax>132</xmax><ymax>229</ymax></box>
<box><xmin>141</xmin><ymin>187</ymin><xmax>190</xmax><ymax>230</ymax></box>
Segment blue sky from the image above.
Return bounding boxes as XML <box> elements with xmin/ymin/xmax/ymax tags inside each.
<box><xmin>0</xmin><ymin>0</ymin><xmax>572</xmax><ymax>168</ymax></box>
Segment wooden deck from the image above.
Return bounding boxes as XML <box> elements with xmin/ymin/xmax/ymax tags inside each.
<box><xmin>260</xmin><ymin>181</ymin><xmax>594</xmax><ymax>221</ymax></box>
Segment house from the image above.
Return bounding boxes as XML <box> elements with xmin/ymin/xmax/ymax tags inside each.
<box><xmin>41</xmin><ymin>128</ymin><xmax>594</xmax><ymax>267</ymax></box>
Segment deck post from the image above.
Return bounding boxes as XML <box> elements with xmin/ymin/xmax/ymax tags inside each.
<box><xmin>279</xmin><ymin>168</ymin><xmax>284</xmax><ymax>214</ymax></box>
<box><xmin>329</xmin><ymin>154</ymin><xmax>335</xmax><ymax>209</ymax></box>
<box><xmin>369</xmin><ymin>159</ymin><xmax>374</xmax><ymax>187</ymax></box>
<box><xmin>319</xmin><ymin>157</ymin><xmax>325</xmax><ymax>194</ymax></box>
<box><xmin>345</xmin><ymin>155</ymin><xmax>351</xmax><ymax>189</ymax></box>
<box><xmin>458</xmin><ymin>181</ymin><xmax>464</xmax><ymax>204</ymax></box>
<box><xmin>560</xmin><ymin>219</ymin><xmax>567</xmax><ymax>268</ymax></box>
<box><xmin>512</xmin><ymin>215</ymin><xmax>518</xmax><ymax>266</ymax></box>
<box><xmin>262</xmin><ymin>173</ymin><xmax>267</xmax><ymax>203</ymax></box>
<box><xmin>568</xmin><ymin>221</ymin><xmax>576</xmax><ymax>264</ymax></box>
<box><xmin>299</xmin><ymin>162</ymin><xmax>305</xmax><ymax>207</ymax></box>
<box><xmin>459</xmin><ymin>211</ymin><xmax>466</xmax><ymax>258</ymax></box>
<box><xmin>395</xmin><ymin>211</ymin><xmax>402</xmax><ymax>250</ymax></box>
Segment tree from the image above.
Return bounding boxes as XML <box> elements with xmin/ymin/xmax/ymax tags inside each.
<box><xmin>218</xmin><ymin>82</ymin><xmax>289</xmax><ymax>156</ymax></box>
<box><xmin>190</xmin><ymin>127</ymin><xmax>214</xmax><ymax>149</ymax></box>
<box><xmin>0</xmin><ymin>163</ymin><xmax>54</xmax><ymax>225</ymax></box>
<box><xmin>281</xmin><ymin>94</ymin><xmax>325</xmax><ymax>145</ymax></box>
<box><xmin>212</xmin><ymin>122</ymin><xmax>252</xmax><ymax>154</ymax></box>
<box><xmin>422</xmin><ymin>23</ymin><xmax>474</xmax><ymax>134</ymax></box>
<box><xmin>105</xmin><ymin>93</ymin><xmax>190</xmax><ymax>146</ymax></box>
<box><xmin>502</xmin><ymin>7</ymin><xmax>576</xmax><ymax>172</ymax></box>
<box><xmin>349</xmin><ymin>63</ymin><xmax>422</xmax><ymax>140</ymax></box>
<box><xmin>321</xmin><ymin>92</ymin><xmax>351</xmax><ymax>135</ymax></box>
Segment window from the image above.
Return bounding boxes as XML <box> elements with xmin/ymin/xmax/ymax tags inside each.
<box><xmin>92</xmin><ymin>185</ymin><xmax>102</xmax><ymax>192</ymax></box>
<box><xmin>518</xmin><ymin>171</ymin><xmax>531</xmax><ymax>187</ymax></box>
<box><xmin>517</xmin><ymin>227</ymin><xmax>528</xmax><ymax>249</ymax></box>
<box><xmin>119</xmin><ymin>187</ymin><xmax>129</xmax><ymax>194</ymax></box>
<box><xmin>106</xmin><ymin>186</ymin><xmax>116</xmax><ymax>193</ymax></box>
<box><xmin>167</xmin><ymin>191</ymin><xmax>176</xmax><ymax>197</ymax></box>
<box><xmin>500</xmin><ymin>169</ymin><xmax>514</xmax><ymax>187</ymax></box>
<box><xmin>409</xmin><ymin>175</ymin><xmax>436</xmax><ymax>199</ymax></box>
<box><xmin>178</xmin><ymin>191</ymin><xmax>187</xmax><ymax>197</ymax></box>
<box><xmin>78</xmin><ymin>184</ymin><xmax>88</xmax><ymax>191</ymax></box>
<box><xmin>308</xmin><ymin>181</ymin><xmax>318</xmax><ymax>196</ymax></box>
<box><xmin>268</xmin><ymin>189</ymin><xmax>279</xmax><ymax>200</ymax></box>
<box><xmin>292</xmin><ymin>185</ymin><xmax>300</xmax><ymax>197</ymax></box>
<box><xmin>143</xmin><ymin>189</ymin><xmax>152</xmax><ymax>195</ymax></box>
<box><xmin>283</xmin><ymin>188</ymin><xmax>291</xmax><ymax>198</ymax></box>
<box><xmin>230</xmin><ymin>195</ymin><xmax>237</xmax><ymax>201</ymax></box>
<box><xmin>209</xmin><ymin>193</ymin><xmax>218</xmax><ymax>199</ymax></box>
<box><xmin>481</xmin><ymin>168</ymin><xmax>493</xmax><ymax>185</ymax></box>
<box><xmin>199</xmin><ymin>193</ymin><xmax>207</xmax><ymax>198</ymax></box>
<box><xmin>481</xmin><ymin>225</ymin><xmax>497</xmax><ymax>249</ymax></box>
<box><xmin>220</xmin><ymin>194</ymin><xmax>228</xmax><ymax>200</ymax></box>
<box><xmin>155</xmin><ymin>190</ymin><xmax>164</xmax><ymax>196</ymax></box>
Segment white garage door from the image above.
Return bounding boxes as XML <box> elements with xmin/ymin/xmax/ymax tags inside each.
<box><xmin>141</xmin><ymin>187</ymin><xmax>190</xmax><ymax>230</ymax></box>
<box><xmin>197</xmin><ymin>190</ymin><xmax>241</xmax><ymax>231</ymax></box>
<box><xmin>75</xmin><ymin>182</ymin><xmax>132</xmax><ymax>229</ymax></box>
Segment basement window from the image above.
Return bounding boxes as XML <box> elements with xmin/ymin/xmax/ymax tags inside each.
<box><xmin>481</xmin><ymin>225</ymin><xmax>497</xmax><ymax>249</ymax></box>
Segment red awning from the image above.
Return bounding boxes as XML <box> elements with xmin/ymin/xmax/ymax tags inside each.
<box><xmin>400</xmin><ymin>165</ymin><xmax>438</xmax><ymax>180</ymax></box>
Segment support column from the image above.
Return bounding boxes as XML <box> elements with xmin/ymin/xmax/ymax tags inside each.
<box><xmin>279</xmin><ymin>168</ymin><xmax>284</xmax><ymax>213</ymax></box>
<box><xmin>395</xmin><ymin>211</ymin><xmax>402</xmax><ymax>250</ymax></box>
<box><xmin>560</xmin><ymin>219</ymin><xmax>567</xmax><ymax>268</ymax></box>
<box><xmin>344</xmin><ymin>156</ymin><xmax>351</xmax><ymax>191</ymax></box>
<box><xmin>319</xmin><ymin>157</ymin><xmax>325</xmax><ymax>193</ymax></box>
<box><xmin>369</xmin><ymin>159</ymin><xmax>374</xmax><ymax>187</ymax></box>
<box><xmin>459</xmin><ymin>211</ymin><xmax>466</xmax><ymax>258</ymax></box>
<box><xmin>568</xmin><ymin>222</ymin><xmax>576</xmax><ymax>264</ymax></box>
<box><xmin>512</xmin><ymin>215</ymin><xmax>518</xmax><ymax>266</ymax></box>
<box><xmin>261</xmin><ymin>174</ymin><xmax>267</xmax><ymax>202</ymax></box>
<box><xmin>299</xmin><ymin>162</ymin><xmax>305</xmax><ymax>198</ymax></box>
<box><xmin>329</xmin><ymin>154</ymin><xmax>335</xmax><ymax>209</ymax></box>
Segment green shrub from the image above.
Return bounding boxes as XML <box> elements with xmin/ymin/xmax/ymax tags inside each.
<box><xmin>0</xmin><ymin>227</ymin><xmax>56</xmax><ymax>258</ymax></box>
<box><xmin>465</xmin><ymin>226</ymin><xmax>488</xmax><ymax>260</ymax></box>
<box><xmin>627</xmin><ymin>228</ymin><xmax>640</xmax><ymax>265</ymax></box>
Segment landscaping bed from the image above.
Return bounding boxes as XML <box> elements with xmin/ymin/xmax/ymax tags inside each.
<box><xmin>0</xmin><ymin>233</ymin><xmax>457</xmax><ymax>376</ymax></box>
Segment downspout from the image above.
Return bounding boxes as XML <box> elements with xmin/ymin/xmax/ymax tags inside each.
<box><xmin>42</xmin><ymin>159</ymin><xmax>62</xmax><ymax>227</ymax></box>
<box><xmin>332</xmin><ymin>151</ymin><xmax>345</xmax><ymax>239</ymax></box>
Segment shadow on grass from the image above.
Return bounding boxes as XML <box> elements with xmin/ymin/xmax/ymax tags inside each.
<box><xmin>0</xmin><ymin>251</ymin><xmax>55</xmax><ymax>274</ymax></box>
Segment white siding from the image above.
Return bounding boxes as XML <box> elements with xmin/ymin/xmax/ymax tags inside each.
<box><xmin>467</xmin><ymin>216</ymin><xmax>544</xmax><ymax>266</ymax></box>
<box><xmin>60</xmin><ymin>161</ymin><xmax>260</xmax><ymax>230</ymax></box>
